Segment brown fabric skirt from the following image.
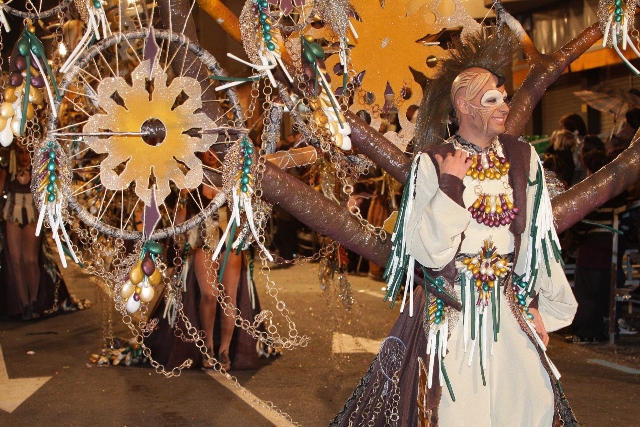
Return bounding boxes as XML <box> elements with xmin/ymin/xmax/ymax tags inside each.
<box><xmin>330</xmin><ymin>286</ymin><xmax>428</xmax><ymax>426</ymax></box>
<box><xmin>145</xmin><ymin>256</ymin><xmax>261</xmax><ymax>370</ymax></box>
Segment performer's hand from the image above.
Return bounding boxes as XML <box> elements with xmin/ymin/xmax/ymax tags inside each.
<box><xmin>435</xmin><ymin>149</ymin><xmax>470</xmax><ymax>179</ymax></box>
<box><xmin>528</xmin><ymin>307</ymin><xmax>549</xmax><ymax>347</ymax></box>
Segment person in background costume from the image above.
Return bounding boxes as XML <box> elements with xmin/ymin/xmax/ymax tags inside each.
<box><xmin>558</xmin><ymin>113</ymin><xmax>587</xmax><ymax>185</ymax></box>
<box><xmin>0</xmin><ymin>143</ymin><xmax>41</xmax><ymax>319</ymax></box>
<box><xmin>544</xmin><ymin>129</ymin><xmax>576</xmax><ymax>188</ymax></box>
<box><xmin>0</xmin><ymin>144</ymin><xmax>86</xmax><ymax>319</ymax></box>
<box><xmin>331</xmin><ymin>26</ymin><xmax>578</xmax><ymax>427</ymax></box>
<box><xmin>146</xmin><ymin>150</ymin><xmax>259</xmax><ymax>371</ymax></box>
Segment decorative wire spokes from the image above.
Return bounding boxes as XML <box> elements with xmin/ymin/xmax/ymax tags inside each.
<box><xmin>1</xmin><ymin>0</ymin><xmax>72</xmax><ymax>19</ymax></box>
<box><xmin>50</xmin><ymin>28</ymin><xmax>245</xmax><ymax>240</ymax></box>
<box><xmin>378</xmin><ymin>336</ymin><xmax>406</xmax><ymax>384</ymax></box>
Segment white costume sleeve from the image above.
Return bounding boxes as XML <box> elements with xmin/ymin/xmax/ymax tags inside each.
<box><xmin>514</xmin><ymin>145</ymin><xmax>577</xmax><ymax>332</ymax></box>
<box><xmin>406</xmin><ymin>153</ymin><xmax>471</xmax><ymax>270</ymax></box>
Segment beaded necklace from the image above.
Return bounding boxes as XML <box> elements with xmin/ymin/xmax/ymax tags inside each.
<box><xmin>452</xmin><ymin>135</ymin><xmax>519</xmax><ymax>228</ymax></box>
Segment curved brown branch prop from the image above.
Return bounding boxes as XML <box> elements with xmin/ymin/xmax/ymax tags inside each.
<box><xmin>261</xmin><ymin>162</ymin><xmax>388</xmax><ymax>262</ymax></box>
<box><xmin>260</xmin><ymin>161</ymin><xmax>461</xmax><ymax>308</ymax></box>
<box><xmin>346</xmin><ymin>111</ymin><xmax>412</xmax><ymax>184</ymax></box>
<box><xmin>501</xmin><ymin>14</ymin><xmax>603</xmax><ymax>136</ymax></box>
<box><xmin>553</xmin><ymin>132</ymin><xmax>640</xmax><ymax>233</ymax></box>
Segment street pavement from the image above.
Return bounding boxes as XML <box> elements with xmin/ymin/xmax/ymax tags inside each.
<box><xmin>1</xmin><ymin>258</ymin><xmax>640</xmax><ymax>426</ymax></box>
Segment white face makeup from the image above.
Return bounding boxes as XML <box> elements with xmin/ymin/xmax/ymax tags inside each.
<box><xmin>480</xmin><ymin>89</ymin><xmax>508</xmax><ymax>108</ymax></box>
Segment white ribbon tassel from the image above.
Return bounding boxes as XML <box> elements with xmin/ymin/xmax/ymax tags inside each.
<box><xmin>211</xmin><ymin>191</ymin><xmax>241</xmax><ymax>261</ymax></box>
<box><xmin>239</xmin><ymin>193</ymin><xmax>273</xmax><ymax>261</ymax></box>
<box><xmin>468</xmin><ymin>307</ymin><xmax>480</xmax><ymax>366</ymax></box>
<box><xmin>56</xmin><ymin>202</ymin><xmax>79</xmax><ymax>264</ymax></box>
<box><xmin>427</xmin><ymin>330</ymin><xmax>437</xmax><ymax>389</ymax></box>
<box><xmin>60</xmin><ymin>2</ymin><xmax>111</xmax><ymax>74</ymax></box>
<box><xmin>37</xmin><ymin>198</ymin><xmax>78</xmax><ymax>268</ymax></box>
<box><xmin>0</xmin><ymin>7</ymin><xmax>11</xmax><ymax>32</ymax></box>
<box><xmin>439</xmin><ymin>321</ymin><xmax>449</xmax><ymax>385</ymax></box>
<box><xmin>399</xmin><ymin>256</ymin><xmax>414</xmax><ymax>315</ymax></box>
<box><xmin>247</xmin><ymin>261</ymin><xmax>256</xmax><ymax>310</ymax></box>
<box><xmin>35</xmin><ymin>191</ymin><xmax>48</xmax><ymax>236</ymax></box>
<box><xmin>30</xmin><ymin>54</ymin><xmax>57</xmax><ymax>118</ymax></box>
<box><xmin>463</xmin><ymin>271</ymin><xmax>472</xmax><ymax>353</ymax></box>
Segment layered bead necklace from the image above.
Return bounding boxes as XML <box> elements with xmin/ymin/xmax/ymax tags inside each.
<box><xmin>453</xmin><ymin>135</ymin><xmax>519</xmax><ymax>228</ymax></box>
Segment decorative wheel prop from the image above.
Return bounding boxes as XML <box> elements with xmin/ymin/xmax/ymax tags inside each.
<box><xmin>49</xmin><ymin>28</ymin><xmax>246</xmax><ymax>241</ymax></box>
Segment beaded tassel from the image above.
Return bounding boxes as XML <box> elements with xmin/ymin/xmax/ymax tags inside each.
<box><xmin>225</xmin><ymin>0</ymin><xmax>293</xmax><ymax>86</ymax></box>
<box><xmin>600</xmin><ymin>0</ymin><xmax>640</xmax><ymax>75</ymax></box>
<box><xmin>384</xmin><ymin>156</ymin><xmax>420</xmax><ymax>313</ymax></box>
<box><xmin>16</xmin><ymin>22</ymin><xmax>61</xmax><ymax>131</ymax></box>
<box><xmin>212</xmin><ymin>137</ymin><xmax>273</xmax><ymax>262</ymax></box>
<box><xmin>35</xmin><ymin>141</ymin><xmax>78</xmax><ymax>268</ymax></box>
<box><xmin>463</xmin><ymin>141</ymin><xmax>519</xmax><ymax>229</ymax></box>
<box><xmin>468</xmin><ymin>193</ymin><xmax>519</xmax><ymax>227</ymax></box>
<box><xmin>456</xmin><ymin>240</ymin><xmax>511</xmax><ymax>372</ymax></box>
<box><xmin>254</xmin><ymin>0</ymin><xmax>292</xmax><ymax>85</ymax></box>
<box><xmin>122</xmin><ymin>241</ymin><xmax>163</xmax><ymax>314</ymax></box>
<box><xmin>523</xmin><ymin>161</ymin><xmax>563</xmax><ymax>296</ymax></box>
<box><xmin>303</xmin><ymin>35</ymin><xmax>352</xmax><ymax>151</ymax></box>
<box><xmin>466</xmin><ymin>149</ymin><xmax>510</xmax><ymax>181</ymax></box>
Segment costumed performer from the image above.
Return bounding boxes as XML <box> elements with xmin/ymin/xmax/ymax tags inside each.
<box><xmin>147</xmin><ymin>150</ymin><xmax>261</xmax><ymax>371</ymax></box>
<box><xmin>0</xmin><ymin>143</ymin><xmax>85</xmax><ymax>319</ymax></box>
<box><xmin>331</xmin><ymin>26</ymin><xmax>578</xmax><ymax>427</ymax></box>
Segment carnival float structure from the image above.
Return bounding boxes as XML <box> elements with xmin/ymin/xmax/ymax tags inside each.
<box><xmin>1</xmin><ymin>0</ymin><xmax>640</xmax><ymax>422</ymax></box>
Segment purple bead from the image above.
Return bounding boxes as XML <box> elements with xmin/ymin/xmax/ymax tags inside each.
<box><xmin>133</xmin><ymin>293</ymin><xmax>140</xmax><ymax>301</ymax></box>
<box><xmin>30</xmin><ymin>74</ymin><xmax>45</xmax><ymax>88</ymax></box>
<box><xmin>14</xmin><ymin>56</ymin><xmax>27</xmax><ymax>71</ymax></box>
<box><xmin>9</xmin><ymin>72</ymin><xmax>23</xmax><ymax>86</ymax></box>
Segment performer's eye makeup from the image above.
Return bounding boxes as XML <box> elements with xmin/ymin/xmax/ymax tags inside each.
<box><xmin>480</xmin><ymin>89</ymin><xmax>507</xmax><ymax>107</ymax></box>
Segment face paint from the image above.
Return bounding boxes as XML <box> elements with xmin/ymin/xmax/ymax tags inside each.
<box><xmin>452</xmin><ymin>68</ymin><xmax>510</xmax><ymax>138</ymax></box>
<box><xmin>466</xmin><ymin>86</ymin><xmax>509</xmax><ymax>133</ymax></box>
<box><xmin>480</xmin><ymin>89</ymin><xmax>507</xmax><ymax>108</ymax></box>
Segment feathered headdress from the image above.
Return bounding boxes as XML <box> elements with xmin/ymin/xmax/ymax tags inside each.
<box><xmin>413</xmin><ymin>25</ymin><xmax>520</xmax><ymax>153</ymax></box>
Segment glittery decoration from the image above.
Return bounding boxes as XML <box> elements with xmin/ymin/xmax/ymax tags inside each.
<box><xmin>83</xmin><ymin>60</ymin><xmax>216</xmax><ymax>207</ymax></box>
<box><xmin>316</xmin><ymin>0</ymin><xmax>351</xmax><ymax>41</ymax></box>
<box><xmin>240</xmin><ymin>1</ymin><xmax>265</xmax><ymax>68</ymax></box>
<box><xmin>428</xmin><ymin>0</ymin><xmax>481</xmax><ymax>38</ymax></box>
<box><xmin>74</xmin><ymin>0</ymin><xmax>90</xmax><ymax>23</ymax></box>
<box><xmin>144</xmin><ymin>26</ymin><xmax>160</xmax><ymax>75</ymax></box>
<box><xmin>544</xmin><ymin>170</ymin><xmax>565</xmax><ymax>199</ymax></box>
<box><xmin>269</xmin><ymin>0</ymin><xmax>306</xmax><ymax>16</ymax></box>
<box><xmin>328</xmin><ymin>0</ymin><xmax>434</xmax><ymax>141</ymax></box>
<box><xmin>32</xmin><ymin>139</ymin><xmax>71</xmax><ymax>213</ymax></box>
<box><xmin>143</xmin><ymin>189</ymin><xmax>161</xmax><ymax>238</ymax></box>
<box><xmin>598</xmin><ymin>0</ymin><xmax>636</xmax><ymax>48</ymax></box>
